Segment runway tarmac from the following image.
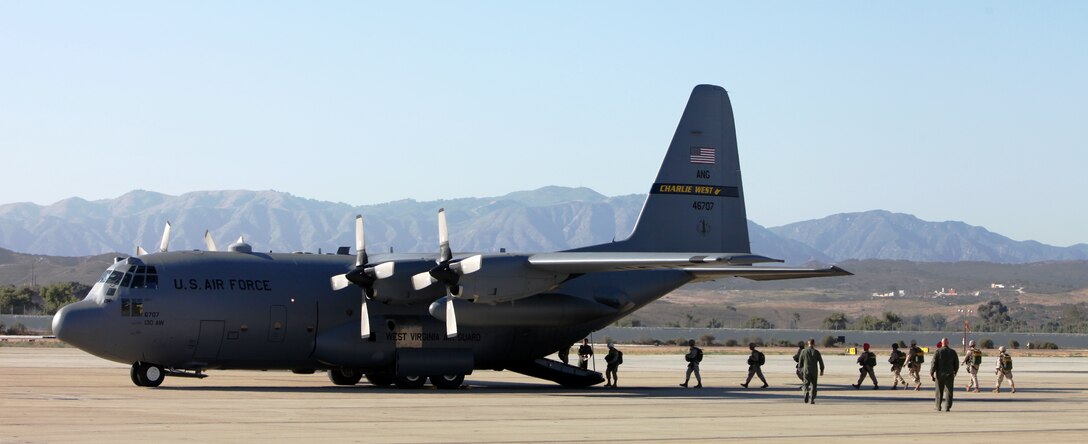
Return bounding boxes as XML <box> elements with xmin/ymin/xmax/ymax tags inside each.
<box><xmin>2</xmin><ymin>347</ymin><xmax>1087</xmax><ymax>443</ymax></box>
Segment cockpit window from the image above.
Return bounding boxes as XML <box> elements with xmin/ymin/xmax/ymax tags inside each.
<box><xmin>105</xmin><ymin>271</ymin><xmax>125</xmax><ymax>285</ymax></box>
<box><xmin>122</xmin><ymin>266</ymin><xmax>160</xmax><ymax>289</ymax></box>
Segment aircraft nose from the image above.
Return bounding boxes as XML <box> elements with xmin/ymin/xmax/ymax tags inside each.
<box><xmin>52</xmin><ymin>300</ymin><xmax>98</xmax><ymax>347</ymax></box>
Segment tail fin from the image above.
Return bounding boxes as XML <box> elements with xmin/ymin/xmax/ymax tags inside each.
<box><xmin>591</xmin><ymin>84</ymin><xmax>750</xmax><ymax>253</ymax></box>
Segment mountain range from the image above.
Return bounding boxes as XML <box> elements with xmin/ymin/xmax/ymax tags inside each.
<box><xmin>1</xmin><ymin>187</ymin><xmax>1085</xmax><ymax>264</ymax></box>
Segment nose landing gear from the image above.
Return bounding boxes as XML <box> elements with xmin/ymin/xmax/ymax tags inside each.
<box><xmin>130</xmin><ymin>362</ymin><xmax>165</xmax><ymax>387</ymax></box>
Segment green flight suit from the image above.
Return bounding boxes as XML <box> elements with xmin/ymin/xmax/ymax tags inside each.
<box><xmin>930</xmin><ymin>345</ymin><xmax>960</xmax><ymax>411</ymax></box>
<box><xmin>799</xmin><ymin>347</ymin><xmax>825</xmax><ymax>403</ymax></box>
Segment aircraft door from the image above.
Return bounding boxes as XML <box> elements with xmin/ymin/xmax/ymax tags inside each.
<box><xmin>268</xmin><ymin>305</ymin><xmax>286</xmax><ymax>342</ymax></box>
<box><xmin>194</xmin><ymin>320</ymin><xmax>225</xmax><ymax>360</ymax></box>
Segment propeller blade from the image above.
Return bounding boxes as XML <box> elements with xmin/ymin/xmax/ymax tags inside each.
<box><xmin>438</xmin><ymin>208</ymin><xmax>451</xmax><ymax>263</ymax></box>
<box><xmin>451</xmin><ymin>255</ymin><xmax>483</xmax><ymax>275</ymax></box>
<box><xmin>330</xmin><ymin>274</ymin><xmax>351</xmax><ymax>291</ymax></box>
<box><xmin>445</xmin><ymin>293</ymin><xmax>458</xmax><ymax>338</ymax></box>
<box><xmin>136</xmin><ymin>246</ymin><xmax>147</xmax><ymax>256</ymax></box>
<box><xmin>354</xmin><ymin>215</ymin><xmax>366</xmax><ymax>267</ymax></box>
<box><xmin>367</xmin><ymin>262</ymin><xmax>395</xmax><ymax>280</ymax></box>
<box><xmin>158</xmin><ymin>221</ymin><xmax>172</xmax><ymax>253</ymax></box>
<box><xmin>412</xmin><ymin>271</ymin><xmax>437</xmax><ymax>290</ymax></box>
<box><xmin>360</xmin><ymin>298</ymin><xmax>371</xmax><ymax>339</ymax></box>
<box><xmin>204</xmin><ymin>230</ymin><xmax>218</xmax><ymax>252</ymax></box>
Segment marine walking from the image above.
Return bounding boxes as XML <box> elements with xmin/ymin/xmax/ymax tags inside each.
<box><xmin>798</xmin><ymin>338</ymin><xmax>825</xmax><ymax>404</ymax></box>
<box><xmin>931</xmin><ymin>338</ymin><xmax>960</xmax><ymax>412</ymax></box>
<box><xmin>963</xmin><ymin>340</ymin><xmax>982</xmax><ymax>392</ymax></box>
<box><xmin>888</xmin><ymin>342</ymin><xmax>907</xmax><ymax>389</ymax></box>
<box><xmin>852</xmin><ymin>343</ymin><xmax>879</xmax><ymax>390</ymax></box>
<box><xmin>741</xmin><ymin>342</ymin><xmax>768</xmax><ymax>388</ymax></box>
<box><xmin>994</xmin><ymin>346</ymin><xmax>1016</xmax><ymax>393</ymax></box>
<box><xmin>680</xmin><ymin>339</ymin><xmax>703</xmax><ymax>388</ymax></box>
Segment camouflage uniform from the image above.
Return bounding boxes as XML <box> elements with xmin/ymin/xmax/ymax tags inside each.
<box><xmin>963</xmin><ymin>342</ymin><xmax>981</xmax><ymax>392</ymax></box>
<box><xmin>680</xmin><ymin>340</ymin><xmax>702</xmax><ymax>388</ymax></box>
<box><xmin>604</xmin><ymin>344</ymin><xmax>621</xmax><ymax>387</ymax></box>
<box><xmin>741</xmin><ymin>344</ymin><xmax>768</xmax><ymax>388</ymax></box>
<box><xmin>930</xmin><ymin>340</ymin><xmax>960</xmax><ymax>412</ymax></box>
<box><xmin>906</xmin><ymin>342</ymin><xmax>924</xmax><ymax>390</ymax></box>
<box><xmin>994</xmin><ymin>347</ymin><xmax>1016</xmax><ymax>393</ymax></box>
<box><xmin>888</xmin><ymin>344</ymin><xmax>907</xmax><ymax>389</ymax></box>
<box><xmin>799</xmin><ymin>343</ymin><xmax>825</xmax><ymax>404</ymax></box>
<box><xmin>852</xmin><ymin>346</ymin><xmax>878</xmax><ymax>389</ymax></box>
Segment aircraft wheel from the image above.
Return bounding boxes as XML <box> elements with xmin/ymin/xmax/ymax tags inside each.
<box><xmin>393</xmin><ymin>375</ymin><xmax>426</xmax><ymax>389</ymax></box>
<box><xmin>327</xmin><ymin>368</ymin><xmax>363</xmax><ymax>386</ymax></box>
<box><xmin>134</xmin><ymin>362</ymin><xmax>165</xmax><ymax>387</ymax></box>
<box><xmin>429</xmin><ymin>374</ymin><xmax>465</xmax><ymax>390</ymax></box>
<box><xmin>365</xmin><ymin>372</ymin><xmax>395</xmax><ymax>387</ymax></box>
<box><xmin>130</xmin><ymin>363</ymin><xmax>143</xmax><ymax>386</ymax></box>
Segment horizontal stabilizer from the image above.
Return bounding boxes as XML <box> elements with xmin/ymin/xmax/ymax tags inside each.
<box><xmin>684</xmin><ymin>265</ymin><xmax>852</xmax><ymax>281</ymax></box>
<box><xmin>528</xmin><ymin>252</ymin><xmax>781</xmax><ymax>273</ymax></box>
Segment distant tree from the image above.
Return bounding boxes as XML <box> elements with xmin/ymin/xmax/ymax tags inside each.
<box><xmin>0</xmin><ymin>286</ymin><xmax>39</xmax><ymax>314</ymax></box>
<box><xmin>683</xmin><ymin>312</ymin><xmax>700</xmax><ymax>328</ymax></box>
<box><xmin>724</xmin><ymin>339</ymin><xmax>739</xmax><ymax>347</ymax></box>
<box><xmin>1008</xmin><ymin>339</ymin><xmax>1020</xmax><ymax>349</ymax></box>
<box><xmin>822</xmin><ymin>335</ymin><xmax>839</xmax><ymax>347</ymax></box>
<box><xmin>978</xmin><ymin>300</ymin><xmax>1013</xmax><ymax>331</ymax></box>
<box><xmin>822</xmin><ymin>312</ymin><xmax>849</xmax><ymax>330</ymax></box>
<box><xmin>41</xmin><ymin>282</ymin><xmax>91</xmax><ymax>315</ymax></box>
<box><xmin>851</xmin><ymin>315</ymin><xmax>881</xmax><ymax>331</ymax></box>
<box><xmin>881</xmin><ymin>312</ymin><xmax>903</xmax><ymax>330</ymax></box>
<box><xmin>922</xmin><ymin>314</ymin><xmax>948</xmax><ymax>331</ymax></box>
<box><xmin>742</xmin><ymin>317</ymin><xmax>775</xmax><ymax>329</ymax></box>
<box><xmin>705</xmin><ymin>318</ymin><xmax>723</xmax><ymax>328</ymax></box>
<box><xmin>789</xmin><ymin>312</ymin><xmax>801</xmax><ymax>329</ymax></box>
<box><xmin>980</xmin><ymin>338</ymin><xmax>995</xmax><ymax>349</ymax></box>
<box><xmin>698</xmin><ymin>334</ymin><xmax>717</xmax><ymax>346</ymax></box>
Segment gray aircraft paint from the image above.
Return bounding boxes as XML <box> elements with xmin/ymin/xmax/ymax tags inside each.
<box><xmin>51</xmin><ymin>85</ymin><xmax>847</xmax><ymax>388</ymax></box>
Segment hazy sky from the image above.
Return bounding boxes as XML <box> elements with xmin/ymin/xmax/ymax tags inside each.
<box><xmin>2</xmin><ymin>2</ymin><xmax>1085</xmax><ymax>246</ymax></box>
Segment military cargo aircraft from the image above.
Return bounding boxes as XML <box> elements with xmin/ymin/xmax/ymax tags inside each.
<box><xmin>52</xmin><ymin>84</ymin><xmax>850</xmax><ymax>389</ymax></box>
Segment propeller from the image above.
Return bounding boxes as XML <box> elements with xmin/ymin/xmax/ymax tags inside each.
<box><xmin>411</xmin><ymin>208</ymin><xmax>482</xmax><ymax>338</ymax></box>
<box><xmin>136</xmin><ymin>221</ymin><xmax>171</xmax><ymax>256</ymax></box>
<box><xmin>204</xmin><ymin>230</ymin><xmax>218</xmax><ymax>252</ymax></box>
<box><xmin>329</xmin><ymin>215</ymin><xmax>394</xmax><ymax>338</ymax></box>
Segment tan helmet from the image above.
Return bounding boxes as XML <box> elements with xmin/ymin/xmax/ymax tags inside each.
<box><xmin>999</xmin><ymin>345</ymin><xmax>1007</xmax><ymax>352</ymax></box>
<box><xmin>969</xmin><ymin>340</ymin><xmax>976</xmax><ymax>347</ymax></box>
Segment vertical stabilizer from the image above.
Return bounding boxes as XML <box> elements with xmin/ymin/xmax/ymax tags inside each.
<box><xmin>586</xmin><ymin>84</ymin><xmax>750</xmax><ymax>253</ymax></box>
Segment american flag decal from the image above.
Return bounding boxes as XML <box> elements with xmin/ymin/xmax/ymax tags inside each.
<box><xmin>689</xmin><ymin>146</ymin><xmax>716</xmax><ymax>164</ymax></box>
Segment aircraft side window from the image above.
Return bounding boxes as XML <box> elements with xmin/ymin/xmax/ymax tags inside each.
<box><xmin>132</xmin><ymin>299</ymin><xmax>143</xmax><ymax>317</ymax></box>
<box><xmin>121</xmin><ymin>298</ymin><xmax>131</xmax><ymax>316</ymax></box>
<box><xmin>120</xmin><ymin>273</ymin><xmax>133</xmax><ymax>288</ymax></box>
<box><xmin>127</xmin><ymin>265</ymin><xmax>138</xmax><ymax>273</ymax></box>
<box><xmin>97</xmin><ymin>271</ymin><xmax>111</xmax><ymax>283</ymax></box>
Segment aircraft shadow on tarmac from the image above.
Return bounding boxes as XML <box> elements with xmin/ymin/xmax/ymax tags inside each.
<box><xmin>154</xmin><ymin>381</ymin><xmax>1078</xmax><ymax>402</ymax></box>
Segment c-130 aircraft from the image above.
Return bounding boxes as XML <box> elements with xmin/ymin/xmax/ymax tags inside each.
<box><xmin>52</xmin><ymin>85</ymin><xmax>849</xmax><ymax>389</ymax></box>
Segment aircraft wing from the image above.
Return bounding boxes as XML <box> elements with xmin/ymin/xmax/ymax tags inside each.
<box><xmin>526</xmin><ymin>252</ymin><xmax>783</xmax><ymax>273</ymax></box>
<box><xmin>683</xmin><ymin>265</ymin><xmax>853</xmax><ymax>281</ymax></box>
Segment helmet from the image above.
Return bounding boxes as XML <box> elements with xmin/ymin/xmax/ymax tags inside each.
<box><xmin>688</xmin><ymin>339</ymin><xmax>696</xmax><ymax>347</ymax></box>
<box><xmin>969</xmin><ymin>340</ymin><xmax>976</xmax><ymax>347</ymax></box>
<box><xmin>748</xmin><ymin>342</ymin><xmax>756</xmax><ymax>349</ymax></box>
<box><xmin>999</xmin><ymin>345</ymin><xmax>1006</xmax><ymax>352</ymax></box>
<box><xmin>891</xmin><ymin>343</ymin><xmax>899</xmax><ymax>349</ymax></box>
<box><xmin>910</xmin><ymin>339</ymin><xmax>917</xmax><ymax>346</ymax></box>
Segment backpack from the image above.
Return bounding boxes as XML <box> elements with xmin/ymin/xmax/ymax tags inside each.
<box><xmin>615</xmin><ymin>350</ymin><xmax>623</xmax><ymax>366</ymax></box>
<box><xmin>865</xmin><ymin>352</ymin><xmax>877</xmax><ymax>367</ymax></box>
<box><xmin>756</xmin><ymin>350</ymin><xmax>765</xmax><ymax>366</ymax></box>
<box><xmin>913</xmin><ymin>349</ymin><xmax>925</xmax><ymax>364</ymax></box>
<box><xmin>972</xmin><ymin>349</ymin><xmax>982</xmax><ymax>366</ymax></box>
<box><xmin>694</xmin><ymin>347</ymin><xmax>704</xmax><ymax>363</ymax></box>
<box><xmin>1001</xmin><ymin>354</ymin><xmax>1013</xmax><ymax>371</ymax></box>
